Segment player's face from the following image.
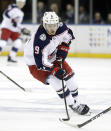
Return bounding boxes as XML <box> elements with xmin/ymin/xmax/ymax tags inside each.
<box><xmin>17</xmin><ymin>2</ymin><xmax>25</xmax><ymax>9</ymax></box>
<box><xmin>45</xmin><ymin>24</ymin><xmax>58</xmax><ymax>35</ymax></box>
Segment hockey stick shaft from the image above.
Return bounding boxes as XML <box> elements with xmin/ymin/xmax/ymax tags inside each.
<box><xmin>62</xmin><ymin>78</ymin><xmax>70</xmax><ymax>120</ymax></box>
<box><xmin>77</xmin><ymin>106</ymin><xmax>111</xmax><ymax>128</ymax></box>
<box><xmin>60</xmin><ymin>63</ymin><xmax>70</xmax><ymax>120</ymax></box>
<box><xmin>0</xmin><ymin>70</ymin><xmax>26</xmax><ymax>91</ymax></box>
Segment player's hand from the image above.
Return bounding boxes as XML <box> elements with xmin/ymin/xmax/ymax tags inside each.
<box><xmin>54</xmin><ymin>56</ymin><xmax>63</xmax><ymax>66</ymax></box>
<box><xmin>21</xmin><ymin>28</ymin><xmax>31</xmax><ymax>36</ymax></box>
<box><xmin>56</xmin><ymin>43</ymin><xmax>69</xmax><ymax>61</ymax></box>
<box><xmin>51</xmin><ymin>66</ymin><xmax>66</xmax><ymax>80</ymax></box>
<box><xmin>56</xmin><ymin>56</ymin><xmax>63</xmax><ymax>63</ymax></box>
<box><xmin>11</xmin><ymin>19</ymin><xmax>17</xmax><ymax>27</ymax></box>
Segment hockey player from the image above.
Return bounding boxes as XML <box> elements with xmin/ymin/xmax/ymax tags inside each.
<box><xmin>0</xmin><ymin>0</ymin><xmax>30</xmax><ymax>62</ymax></box>
<box><xmin>24</xmin><ymin>12</ymin><xmax>90</xmax><ymax>115</ymax></box>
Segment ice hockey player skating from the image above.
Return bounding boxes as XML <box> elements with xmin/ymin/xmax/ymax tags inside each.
<box><xmin>0</xmin><ymin>0</ymin><xmax>30</xmax><ymax>63</ymax></box>
<box><xmin>24</xmin><ymin>11</ymin><xmax>90</xmax><ymax>115</ymax></box>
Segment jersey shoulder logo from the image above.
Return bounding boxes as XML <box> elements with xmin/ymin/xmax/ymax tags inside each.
<box><xmin>59</xmin><ymin>22</ymin><xmax>63</xmax><ymax>27</ymax></box>
<box><xmin>39</xmin><ymin>34</ymin><xmax>46</xmax><ymax>41</ymax></box>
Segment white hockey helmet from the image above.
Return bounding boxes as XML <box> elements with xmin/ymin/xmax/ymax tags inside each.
<box><xmin>16</xmin><ymin>0</ymin><xmax>26</xmax><ymax>2</ymax></box>
<box><xmin>16</xmin><ymin>0</ymin><xmax>26</xmax><ymax>8</ymax></box>
<box><xmin>43</xmin><ymin>12</ymin><xmax>59</xmax><ymax>29</ymax></box>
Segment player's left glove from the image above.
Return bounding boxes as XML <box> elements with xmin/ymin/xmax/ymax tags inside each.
<box><xmin>21</xmin><ymin>28</ymin><xmax>31</xmax><ymax>36</ymax></box>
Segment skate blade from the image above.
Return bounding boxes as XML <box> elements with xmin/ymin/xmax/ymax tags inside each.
<box><xmin>84</xmin><ymin>110</ymin><xmax>92</xmax><ymax>116</ymax></box>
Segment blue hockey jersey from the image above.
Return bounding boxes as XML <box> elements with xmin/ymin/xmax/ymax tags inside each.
<box><xmin>24</xmin><ymin>22</ymin><xmax>75</xmax><ymax>71</ymax></box>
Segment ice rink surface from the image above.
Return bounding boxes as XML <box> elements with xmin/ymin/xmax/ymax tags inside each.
<box><xmin>0</xmin><ymin>57</ymin><xmax>111</xmax><ymax>131</ymax></box>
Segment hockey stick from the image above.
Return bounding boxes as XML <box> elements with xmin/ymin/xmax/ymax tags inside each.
<box><xmin>59</xmin><ymin>62</ymin><xmax>70</xmax><ymax>121</ymax></box>
<box><xmin>0</xmin><ymin>70</ymin><xmax>26</xmax><ymax>92</ymax></box>
<box><xmin>76</xmin><ymin>106</ymin><xmax>111</xmax><ymax>128</ymax></box>
<box><xmin>63</xmin><ymin>106</ymin><xmax>111</xmax><ymax>128</ymax></box>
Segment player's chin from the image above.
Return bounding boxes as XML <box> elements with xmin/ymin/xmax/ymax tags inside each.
<box><xmin>49</xmin><ymin>31</ymin><xmax>56</xmax><ymax>35</ymax></box>
<box><xmin>51</xmin><ymin>33</ymin><xmax>56</xmax><ymax>35</ymax></box>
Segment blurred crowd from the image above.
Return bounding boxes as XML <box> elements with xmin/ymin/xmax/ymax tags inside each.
<box><xmin>0</xmin><ymin>0</ymin><xmax>111</xmax><ymax>25</ymax></box>
<box><xmin>37</xmin><ymin>1</ymin><xmax>111</xmax><ymax>24</ymax></box>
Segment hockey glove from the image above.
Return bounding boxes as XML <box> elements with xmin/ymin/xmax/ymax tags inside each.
<box><xmin>51</xmin><ymin>66</ymin><xmax>66</xmax><ymax>80</ymax></box>
<box><xmin>56</xmin><ymin>56</ymin><xmax>63</xmax><ymax>63</ymax></box>
<box><xmin>21</xmin><ymin>28</ymin><xmax>31</xmax><ymax>36</ymax></box>
<box><xmin>54</xmin><ymin>56</ymin><xmax>63</xmax><ymax>67</ymax></box>
<box><xmin>56</xmin><ymin>42</ymin><xmax>70</xmax><ymax>61</ymax></box>
<box><xmin>11</xmin><ymin>19</ymin><xmax>17</xmax><ymax>27</ymax></box>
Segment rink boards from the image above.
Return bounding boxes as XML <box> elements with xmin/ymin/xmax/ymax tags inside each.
<box><xmin>0</xmin><ymin>24</ymin><xmax>111</xmax><ymax>58</ymax></box>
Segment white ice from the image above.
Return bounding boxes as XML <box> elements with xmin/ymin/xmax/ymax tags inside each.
<box><xmin>0</xmin><ymin>57</ymin><xmax>111</xmax><ymax>131</ymax></box>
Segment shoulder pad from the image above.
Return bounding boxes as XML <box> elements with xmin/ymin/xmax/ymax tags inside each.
<box><xmin>8</xmin><ymin>4</ymin><xmax>18</xmax><ymax>9</ymax></box>
<box><xmin>34</xmin><ymin>26</ymin><xmax>49</xmax><ymax>47</ymax></box>
<box><xmin>56</xmin><ymin>22</ymin><xmax>68</xmax><ymax>35</ymax></box>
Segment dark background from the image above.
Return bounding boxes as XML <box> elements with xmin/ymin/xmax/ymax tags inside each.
<box><xmin>0</xmin><ymin>0</ymin><xmax>111</xmax><ymax>23</ymax></box>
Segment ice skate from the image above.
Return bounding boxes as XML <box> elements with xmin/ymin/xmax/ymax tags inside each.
<box><xmin>7</xmin><ymin>56</ymin><xmax>17</xmax><ymax>63</ymax></box>
<box><xmin>69</xmin><ymin>104</ymin><xmax>90</xmax><ymax>115</ymax></box>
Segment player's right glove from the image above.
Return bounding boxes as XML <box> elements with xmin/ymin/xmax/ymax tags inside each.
<box><xmin>21</xmin><ymin>28</ymin><xmax>31</xmax><ymax>36</ymax></box>
<box><xmin>51</xmin><ymin>66</ymin><xmax>66</xmax><ymax>80</ymax></box>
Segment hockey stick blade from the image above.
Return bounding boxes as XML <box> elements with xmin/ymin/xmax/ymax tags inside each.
<box><xmin>59</xmin><ymin>118</ymin><xmax>78</xmax><ymax>128</ymax></box>
<box><xmin>0</xmin><ymin>70</ymin><xmax>32</xmax><ymax>92</ymax></box>
<box><xmin>59</xmin><ymin>117</ymin><xmax>70</xmax><ymax>121</ymax></box>
<box><xmin>24</xmin><ymin>88</ymin><xmax>33</xmax><ymax>92</ymax></box>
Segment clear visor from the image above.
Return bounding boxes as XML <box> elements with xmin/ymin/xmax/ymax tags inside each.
<box><xmin>45</xmin><ymin>24</ymin><xmax>58</xmax><ymax>35</ymax></box>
